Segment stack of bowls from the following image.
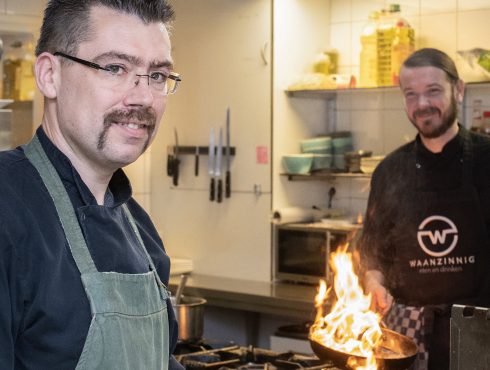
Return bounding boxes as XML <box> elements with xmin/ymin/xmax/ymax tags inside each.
<box><xmin>331</xmin><ymin>131</ymin><xmax>353</xmax><ymax>171</ymax></box>
<box><xmin>360</xmin><ymin>155</ymin><xmax>385</xmax><ymax>174</ymax></box>
<box><xmin>282</xmin><ymin>154</ymin><xmax>314</xmax><ymax>174</ymax></box>
<box><xmin>300</xmin><ymin>136</ymin><xmax>332</xmax><ymax>171</ymax></box>
<box><xmin>345</xmin><ymin>150</ymin><xmax>373</xmax><ymax>173</ymax></box>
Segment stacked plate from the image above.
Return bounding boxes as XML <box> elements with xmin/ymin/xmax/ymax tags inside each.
<box><xmin>360</xmin><ymin>156</ymin><xmax>385</xmax><ymax>174</ymax></box>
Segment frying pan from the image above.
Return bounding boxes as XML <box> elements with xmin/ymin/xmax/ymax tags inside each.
<box><xmin>309</xmin><ymin>327</ymin><xmax>418</xmax><ymax>370</ymax></box>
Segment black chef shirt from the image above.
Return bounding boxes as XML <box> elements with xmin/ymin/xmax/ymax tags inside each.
<box><xmin>359</xmin><ymin>124</ymin><xmax>490</xmax><ymax>308</ymax></box>
<box><xmin>0</xmin><ymin>127</ymin><xmax>181</xmax><ymax>369</ymax></box>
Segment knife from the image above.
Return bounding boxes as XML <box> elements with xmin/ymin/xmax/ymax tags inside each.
<box><xmin>194</xmin><ymin>146</ymin><xmax>199</xmax><ymax>177</ymax></box>
<box><xmin>172</xmin><ymin>128</ymin><xmax>180</xmax><ymax>186</ymax></box>
<box><xmin>225</xmin><ymin>107</ymin><xmax>231</xmax><ymax>198</ymax></box>
<box><xmin>216</xmin><ymin>127</ymin><xmax>223</xmax><ymax>203</ymax></box>
<box><xmin>208</xmin><ymin>128</ymin><xmax>215</xmax><ymax>201</ymax></box>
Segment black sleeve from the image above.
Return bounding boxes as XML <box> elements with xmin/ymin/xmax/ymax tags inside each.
<box><xmin>0</xmin><ymin>211</ymin><xmax>23</xmax><ymax>369</ymax></box>
<box><xmin>357</xmin><ymin>164</ymin><xmax>395</xmax><ymax>275</ymax></box>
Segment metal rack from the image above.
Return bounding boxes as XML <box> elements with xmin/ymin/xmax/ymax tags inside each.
<box><xmin>167</xmin><ymin>145</ymin><xmax>236</xmax><ymax>156</ymax></box>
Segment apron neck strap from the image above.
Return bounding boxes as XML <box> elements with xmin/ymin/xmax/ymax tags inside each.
<box><xmin>122</xmin><ymin>203</ymin><xmax>159</xmax><ymax>273</ymax></box>
<box><xmin>23</xmin><ymin>135</ymin><xmax>98</xmax><ymax>274</ymax></box>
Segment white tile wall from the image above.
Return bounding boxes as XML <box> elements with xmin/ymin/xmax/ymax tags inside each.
<box><xmin>329</xmin><ymin>0</ymin><xmax>490</xmax><ymax>82</ymax></box>
<box><xmin>325</xmin><ymin>0</ymin><xmax>490</xmax><ymax>217</ymax></box>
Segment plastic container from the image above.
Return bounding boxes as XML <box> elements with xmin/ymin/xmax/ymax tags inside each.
<box><xmin>471</xmin><ymin>99</ymin><xmax>483</xmax><ymax>132</ymax></box>
<box><xmin>482</xmin><ymin>111</ymin><xmax>490</xmax><ymax>135</ymax></box>
<box><xmin>390</xmin><ymin>5</ymin><xmax>415</xmax><ymax>85</ymax></box>
<box><xmin>359</xmin><ymin>11</ymin><xmax>380</xmax><ymax>88</ymax></box>
<box><xmin>311</xmin><ymin>154</ymin><xmax>333</xmax><ymax>171</ymax></box>
<box><xmin>282</xmin><ymin>154</ymin><xmax>314</xmax><ymax>174</ymax></box>
<box><xmin>313</xmin><ymin>49</ymin><xmax>339</xmax><ymax>76</ymax></box>
<box><xmin>300</xmin><ymin>136</ymin><xmax>332</xmax><ymax>154</ymax></box>
<box><xmin>2</xmin><ymin>41</ymin><xmax>35</xmax><ymax>101</ymax></box>
<box><xmin>376</xmin><ymin>7</ymin><xmax>395</xmax><ymax>87</ymax></box>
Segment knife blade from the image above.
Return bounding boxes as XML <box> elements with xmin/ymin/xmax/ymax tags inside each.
<box><xmin>208</xmin><ymin>128</ymin><xmax>215</xmax><ymax>201</ymax></box>
<box><xmin>216</xmin><ymin>127</ymin><xmax>223</xmax><ymax>203</ymax></box>
<box><xmin>225</xmin><ymin>107</ymin><xmax>231</xmax><ymax>198</ymax></box>
<box><xmin>172</xmin><ymin>128</ymin><xmax>180</xmax><ymax>186</ymax></box>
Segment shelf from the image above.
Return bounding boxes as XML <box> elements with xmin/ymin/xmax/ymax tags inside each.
<box><xmin>281</xmin><ymin>172</ymin><xmax>371</xmax><ymax>181</ymax></box>
<box><xmin>285</xmin><ymin>89</ymin><xmax>337</xmax><ymax>99</ymax></box>
<box><xmin>0</xmin><ymin>99</ymin><xmax>14</xmax><ymax>109</ymax></box>
<box><xmin>285</xmin><ymin>80</ymin><xmax>490</xmax><ymax>99</ymax></box>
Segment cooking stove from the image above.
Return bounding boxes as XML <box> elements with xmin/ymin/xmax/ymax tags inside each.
<box><xmin>175</xmin><ymin>343</ymin><xmax>341</xmax><ymax>370</ymax></box>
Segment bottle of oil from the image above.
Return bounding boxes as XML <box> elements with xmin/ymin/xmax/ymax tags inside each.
<box><xmin>2</xmin><ymin>41</ymin><xmax>35</xmax><ymax>101</ymax></box>
<box><xmin>359</xmin><ymin>11</ymin><xmax>380</xmax><ymax>88</ymax></box>
<box><xmin>390</xmin><ymin>5</ymin><xmax>415</xmax><ymax>85</ymax></box>
<box><xmin>376</xmin><ymin>7</ymin><xmax>396</xmax><ymax>87</ymax></box>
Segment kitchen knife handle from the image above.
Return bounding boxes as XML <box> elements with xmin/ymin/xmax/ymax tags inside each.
<box><xmin>167</xmin><ymin>155</ymin><xmax>174</xmax><ymax>176</ymax></box>
<box><xmin>217</xmin><ymin>179</ymin><xmax>223</xmax><ymax>203</ymax></box>
<box><xmin>225</xmin><ymin>171</ymin><xmax>231</xmax><ymax>198</ymax></box>
<box><xmin>195</xmin><ymin>153</ymin><xmax>199</xmax><ymax>176</ymax></box>
<box><xmin>210</xmin><ymin>178</ymin><xmax>215</xmax><ymax>201</ymax></box>
<box><xmin>172</xmin><ymin>158</ymin><xmax>180</xmax><ymax>186</ymax></box>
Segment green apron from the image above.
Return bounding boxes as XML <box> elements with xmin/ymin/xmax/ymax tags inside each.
<box><xmin>24</xmin><ymin>135</ymin><xmax>170</xmax><ymax>370</ymax></box>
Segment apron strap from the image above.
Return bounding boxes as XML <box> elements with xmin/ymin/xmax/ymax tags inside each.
<box><xmin>122</xmin><ymin>204</ymin><xmax>165</xmax><ymax>286</ymax></box>
<box><xmin>23</xmin><ymin>135</ymin><xmax>98</xmax><ymax>274</ymax></box>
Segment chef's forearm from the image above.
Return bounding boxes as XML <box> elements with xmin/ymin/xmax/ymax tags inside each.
<box><xmin>364</xmin><ymin>269</ymin><xmax>393</xmax><ymax>315</ymax></box>
<box><xmin>364</xmin><ymin>269</ymin><xmax>385</xmax><ymax>290</ymax></box>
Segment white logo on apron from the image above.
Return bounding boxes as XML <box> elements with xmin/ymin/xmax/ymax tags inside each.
<box><xmin>417</xmin><ymin>215</ymin><xmax>458</xmax><ymax>257</ymax></box>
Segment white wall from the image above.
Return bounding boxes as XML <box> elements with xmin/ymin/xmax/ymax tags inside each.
<box><xmin>272</xmin><ymin>0</ymin><xmax>334</xmax><ymax>211</ymax></box>
<box><xmin>149</xmin><ymin>0</ymin><xmax>273</xmax><ymax>282</ymax></box>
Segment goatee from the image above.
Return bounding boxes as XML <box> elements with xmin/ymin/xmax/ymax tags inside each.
<box><xmin>410</xmin><ymin>93</ymin><xmax>458</xmax><ymax>139</ymax></box>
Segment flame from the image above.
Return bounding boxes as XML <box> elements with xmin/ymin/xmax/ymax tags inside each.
<box><xmin>310</xmin><ymin>245</ymin><xmax>382</xmax><ymax>370</ymax></box>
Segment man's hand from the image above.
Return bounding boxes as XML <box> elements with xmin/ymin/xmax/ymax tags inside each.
<box><xmin>364</xmin><ymin>270</ymin><xmax>393</xmax><ymax>316</ymax></box>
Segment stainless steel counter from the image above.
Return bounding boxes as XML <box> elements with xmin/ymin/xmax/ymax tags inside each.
<box><xmin>168</xmin><ymin>274</ymin><xmax>318</xmax><ymax>320</ymax></box>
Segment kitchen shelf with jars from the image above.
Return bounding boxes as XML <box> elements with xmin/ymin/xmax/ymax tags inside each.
<box><xmin>282</xmin><ymin>81</ymin><xmax>490</xmax><ymax>183</ymax></box>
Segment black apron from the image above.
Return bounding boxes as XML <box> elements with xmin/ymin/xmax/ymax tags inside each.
<box><xmin>385</xmin><ymin>132</ymin><xmax>488</xmax><ymax>369</ymax></box>
<box><xmin>387</xmin><ymin>134</ymin><xmax>486</xmax><ymax>305</ymax></box>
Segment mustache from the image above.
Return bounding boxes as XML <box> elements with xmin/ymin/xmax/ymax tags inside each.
<box><xmin>97</xmin><ymin>107</ymin><xmax>157</xmax><ymax>151</ymax></box>
<box><xmin>413</xmin><ymin>107</ymin><xmax>440</xmax><ymax>118</ymax></box>
<box><xmin>103</xmin><ymin>107</ymin><xmax>157</xmax><ymax>127</ymax></box>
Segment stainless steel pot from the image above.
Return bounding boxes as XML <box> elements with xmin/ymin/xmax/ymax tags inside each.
<box><xmin>171</xmin><ymin>295</ymin><xmax>207</xmax><ymax>341</ymax></box>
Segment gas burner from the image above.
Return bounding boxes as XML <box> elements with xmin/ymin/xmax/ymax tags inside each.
<box><xmin>175</xmin><ymin>345</ymin><xmax>339</xmax><ymax>370</ymax></box>
<box><xmin>174</xmin><ymin>340</ymin><xmax>214</xmax><ymax>355</ymax></box>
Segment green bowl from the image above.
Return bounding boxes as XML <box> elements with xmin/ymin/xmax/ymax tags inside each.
<box><xmin>282</xmin><ymin>154</ymin><xmax>314</xmax><ymax>174</ymax></box>
<box><xmin>311</xmin><ymin>154</ymin><xmax>333</xmax><ymax>170</ymax></box>
<box><xmin>300</xmin><ymin>136</ymin><xmax>332</xmax><ymax>154</ymax></box>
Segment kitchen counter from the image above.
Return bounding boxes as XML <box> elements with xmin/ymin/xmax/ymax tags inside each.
<box><xmin>169</xmin><ymin>274</ymin><xmax>318</xmax><ymax>320</ymax></box>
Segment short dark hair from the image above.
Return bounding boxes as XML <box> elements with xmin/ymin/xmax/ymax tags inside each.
<box><xmin>35</xmin><ymin>0</ymin><xmax>175</xmax><ymax>56</ymax></box>
<box><xmin>402</xmin><ymin>48</ymin><xmax>460</xmax><ymax>85</ymax></box>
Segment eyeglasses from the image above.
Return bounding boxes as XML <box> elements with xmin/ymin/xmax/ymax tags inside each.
<box><xmin>54</xmin><ymin>51</ymin><xmax>181</xmax><ymax>95</ymax></box>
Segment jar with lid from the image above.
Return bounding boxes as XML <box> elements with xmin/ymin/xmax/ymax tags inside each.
<box><xmin>2</xmin><ymin>41</ymin><xmax>35</xmax><ymax>101</ymax></box>
<box><xmin>481</xmin><ymin>111</ymin><xmax>490</xmax><ymax>135</ymax></box>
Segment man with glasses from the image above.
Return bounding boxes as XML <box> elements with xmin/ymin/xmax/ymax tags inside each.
<box><xmin>359</xmin><ymin>48</ymin><xmax>490</xmax><ymax>369</ymax></box>
<box><xmin>0</xmin><ymin>1</ymin><xmax>183</xmax><ymax>369</ymax></box>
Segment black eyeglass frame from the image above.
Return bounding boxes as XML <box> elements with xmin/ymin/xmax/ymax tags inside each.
<box><xmin>53</xmin><ymin>51</ymin><xmax>182</xmax><ymax>93</ymax></box>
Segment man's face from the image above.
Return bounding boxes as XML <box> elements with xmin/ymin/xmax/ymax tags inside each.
<box><xmin>399</xmin><ymin>66</ymin><xmax>463</xmax><ymax>139</ymax></box>
<box><xmin>55</xmin><ymin>5</ymin><xmax>173</xmax><ymax>171</ymax></box>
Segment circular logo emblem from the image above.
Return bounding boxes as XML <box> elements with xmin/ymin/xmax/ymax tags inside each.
<box><xmin>417</xmin><ymin>215</ymin><xmax>458</xmax><ymax>257</ymax></box>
